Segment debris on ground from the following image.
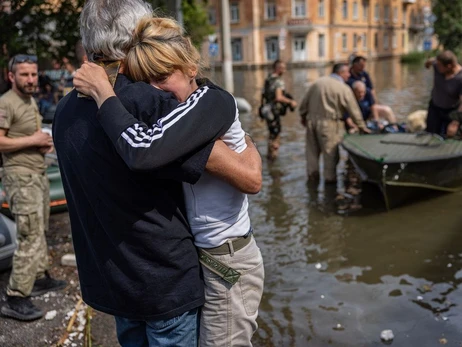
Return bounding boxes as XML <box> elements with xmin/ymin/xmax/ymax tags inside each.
<box><xmin>380</xmin><ymin>329</ymin><xmax>394</xmax><ymax>342</ymax></box>
<box><xmin>45</xmin><ymin>310</ymin><xmax>58</xmax><ymax>320</ymax></box>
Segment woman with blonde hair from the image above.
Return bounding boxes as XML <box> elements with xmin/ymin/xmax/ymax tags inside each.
<box><xmin>74</xmin><ymin>16</ymin><xmax>265</xmax><ymax>347</ymax></box>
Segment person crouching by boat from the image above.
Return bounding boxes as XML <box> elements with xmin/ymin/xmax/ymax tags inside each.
<box><xmin>424</xmin><ymin>50</ymin><xmax>462</xmax><ymax>136</ymax></box>
<box><xmin>344</xmin><ymin>81</ymin><xmax>399</xmax><ymax>133</ymax></box>
<box><xmin>299</xmin><ymin>63</ymin><xmax>370</xmax><ymax>184</ymax></box>
<box><xmin>348</xmin><ymin>56</ymin><xmax>397</xmax><ymax>126</ymax></box>
<box><xmin>344</xmin><ymin>80</ymin><xmax>379</xmax><ymax>133</ymax></box>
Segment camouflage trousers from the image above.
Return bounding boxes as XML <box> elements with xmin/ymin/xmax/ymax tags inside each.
<box><xmin>2</xmin><ymin>173</ymin><xmax>50</xmax><ymax>297</ymax></box>
<box><xmin>266</xmin><ymin>115</ymin><xmax>282</xmax><ymax>160</ymax></box>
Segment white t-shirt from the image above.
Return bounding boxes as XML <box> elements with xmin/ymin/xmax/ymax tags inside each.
<box><xmin>183</xmin><ymin>98</ymin><xmax>251</xmax><ymax>248</ymax></box>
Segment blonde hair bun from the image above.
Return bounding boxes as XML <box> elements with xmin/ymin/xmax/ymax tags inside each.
<box><xmin>125</xmin><ymin>16</ymin><xmax>201</xmax><ymax>83</ymax></box>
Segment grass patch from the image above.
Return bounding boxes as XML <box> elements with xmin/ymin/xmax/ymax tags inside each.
<box><xmin>400</xmin><ymin>51</ymin><xmax>429</xmax><ymax>64</ymax></box>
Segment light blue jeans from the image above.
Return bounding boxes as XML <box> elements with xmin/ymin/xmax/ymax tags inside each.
<box><xmin>115</xmin><ymin>307</ymin><xmax>199</xmax><ymax>347</ymax></box>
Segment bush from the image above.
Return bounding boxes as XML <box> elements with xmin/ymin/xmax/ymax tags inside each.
<box><xmin>400</xmin><ymin>51</ymin><xmax>429</xmax><ymax>64</ymax></box>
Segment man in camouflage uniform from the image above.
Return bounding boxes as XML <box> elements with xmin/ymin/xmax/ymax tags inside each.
<box><xmin>0</xmin><ymin>54</ymin><xmax>66</xmax><ymax>321</ymax></box>
<box><xmin>261</xmin><ymin>60</ymin><xmax>297</xmax><ymax>160</ymax></box>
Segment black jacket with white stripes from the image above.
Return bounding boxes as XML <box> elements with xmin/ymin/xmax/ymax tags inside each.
<box><xmin>97</xmin><ymin>78</ymin><xmax>236</xmax><ymax>172</ymax></box>
<box><xmin>53</xmin><ymin>74</ymin><xmax>234</xmax><ymax>321</ymax></box>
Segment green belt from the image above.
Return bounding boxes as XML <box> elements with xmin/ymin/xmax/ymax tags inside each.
<box><xmin>199</xmin><ymin>249</ymin><xmax>241</xmax><ymax>285</ymax></box>
<box><xmin>203</xmin><ymin>230</ymin><xmax>253</xmax><ymax>256</ymax></box>
<box><xmin>198</xmin><ymin>230</ymin><xmax>253</xmax><ymax>285</ymax></box>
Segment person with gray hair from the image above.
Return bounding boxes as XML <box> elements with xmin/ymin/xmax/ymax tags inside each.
<box><xmin>79</xmin><ymin>0</ymin><xmax>153</xmax><ymax>62</ymax></box>
<box><xmin>348</xmin><ymin>56</ymin><xmax>397</xmax><ymax>126</ymax></box>
<box><xmin>53</xmin><ymin>0</ymin><xmax>261</xmax><ymax>345</ymax></box>
<box><xmin>344</xmin><ymin>80</ymin><xmax>380</xmax><ymax>132</ymax></box>
<box><xmin>299</xmin><ymin>63</ymin><xmax>369</xmax><ymax>184</ymax></box>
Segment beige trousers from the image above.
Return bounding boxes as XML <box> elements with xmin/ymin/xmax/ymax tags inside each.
<box><xmin>305</xmin><ymin>119</ymin><xmax>345</xmax><ymax>181</ymax></box>
<box><xmin>199</xmin><ymin>237</ymin><xmax>265</xmax><ymax>347</ymax></box>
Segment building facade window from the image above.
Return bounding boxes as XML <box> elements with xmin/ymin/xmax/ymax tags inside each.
<box><xmin>392</xmin><ymin>33</ymin><xmax>397</xmax><ymax>49</ymax></box>
<box><xmin>318</xmin><ymin>0</ymin><xmax>325</xmax><ymax>18</ymax></box>
<box><xmin>265</xmin><ymin>0</ymin><xmax>277</xmax><ymax>20</ymax></box>
<box><xmin>342</xmin><ymin>0</ymin><xmax>348</xmax><ymax>19</ymax></box>
<box><xmin>319</xmin><ymin>33</ymin><xmax>325</xmax><ymax>57</ymax></box>
<box><xmin>353</xmin><ymin>33</ymin><xmax>358</xmax><ymax>50</ymax></box>
<box><xmin>293</xmin><ymin>0</ymin><xmax>306</xmax><ymax>18</ymax></box>
<box><xmin>402</xmin><ymin>33</ymin><xmax>405</xmax><ymax>48</ymax></box>
<box><xmin>231</xmin><ymin>38</ymin><xmax>243</xmax><ymax>61</ymax></box>
<box><xmin>342</xmin><ymin>33</ymin><xmax>347</xmax><ymax>51</ymax></box>
<box><xmin>230</xmin><ymin>2</ymin><xmax>240</xmax><ymax>23</ymax></box>
<box><xmin>402</xmin><ymin>7</ymin><xmax>407</xmax><ymax>24</ymax></box>
<box><xmin>293</xmin><ymin>36</ymin><xmax>306</xmax><ymax>61</ymax></box>
<box><xmin>384</xmin><ymin>5</ymin><xmax>389</xmax><ymax>23</ymax></box>
<box><xmin>374</xmin><ymin>4</ymin><xmax>379</xmax><ymax>21</ymax></box>
<box><xmin>353</xmin><ymin>1</ymin><xmax>358</xmax><ymax>20</ymax></box>
<box><xmin>393</xmin><ymin>7</ymin><xmax>398</xmax><ymax>23</ymax></box>
<box><xmin>363</xmin><ymin>2</ymin><xmax>369</xmax><ymax>21</ymax></box>
<box><xmin>208</xmin><ymin>7</ymin><xmax>216</xmax><ymax>25</ymax></box>
<box><xmin>363</xmin><ymin>33</ymin><xmax>367</xmax><ymax>50</ymax></box>
<box><xmin>374</xmin><ymin>32</ymin><xmax>378</xmax><ymax>49</ymax></box>
<box><xmin>384</xmin><ymin>32</ymin><xmax>389</xmax><ymax>50</ymax></box>
<box><xmin>266</xmin><ymin>36</ymin><xmax>279</xmax><ymax>61</ymax></box>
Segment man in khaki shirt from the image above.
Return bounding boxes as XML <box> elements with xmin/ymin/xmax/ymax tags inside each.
<box><xmin>299</xmin><ymin>63</ymin><xmax>369</xmax><ymax>183</ymax></box>
<box><xmin>0</xmin><ymin>54</ymin><xmax>66</xmax><ymax>321</ymax></box>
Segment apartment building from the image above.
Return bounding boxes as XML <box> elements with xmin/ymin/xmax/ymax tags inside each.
<box><xmin>205</xmin><ymin>0</ymin><xmax>433</xmax><ymax>67</ymax></box>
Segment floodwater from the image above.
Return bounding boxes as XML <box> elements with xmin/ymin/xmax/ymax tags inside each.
<box><xmin>213</xmin><ymin>59</ymin><xmax>462</xmax><ymax>346</ymax></box>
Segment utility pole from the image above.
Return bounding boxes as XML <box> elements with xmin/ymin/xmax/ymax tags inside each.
<box><xmin>220</xmin><ymin>0</ymin><xmax>234</xmax><ymax>93</ymax></box>
<box><xmin>166</xmin><ymin>0</ymin><xmax>183</xmax><ymax>28</ymax></box>
<box><xmin>175</xmin><ymin>0</ymin><xmax>183</xmax><ymax>28</ymax></box>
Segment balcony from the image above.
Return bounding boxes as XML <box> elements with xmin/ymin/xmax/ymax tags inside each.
<box><xmin>286</xmin><ymin>18</ymin><xmax>313</xmax><ymax>34</ymax></box>
<box><xmin>409</xmin><ymin>22</ymin><xmax>425</xmax><ymax>32</ymax></box>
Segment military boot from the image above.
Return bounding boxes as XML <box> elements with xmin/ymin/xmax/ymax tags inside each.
<box><xmin>1</xmin><ymin>296</ymin><xmax>44</xmax><ymax>321</ymax></box>
<box><xmin>31</xmin><ymin>271</ymin><xmax>67</xmax><ymax>297</ymax></box>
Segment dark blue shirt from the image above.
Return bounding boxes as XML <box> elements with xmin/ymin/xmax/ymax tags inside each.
<box><xmin>344</xmin><ymin>89</ymin><xmax>375</xmax><ymax>123</ymax></box>
<box><xmin>347</xmin><ymin>70</ymin><xmax>374</xmax><ymax>91</ymax></box>
<box><xmin>357</xmin><ymin>89</ymin><xmax>375</xmax><ymax>120</ymax></box>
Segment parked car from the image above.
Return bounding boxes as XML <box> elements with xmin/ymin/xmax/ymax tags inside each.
<box><xmin>0</xmin><ymin>212</ymin><xmax>16</xmax><ymax>272</ymax></box>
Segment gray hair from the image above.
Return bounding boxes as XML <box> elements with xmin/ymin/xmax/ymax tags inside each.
<box><xmin>80</xmin><ymin>0</ymin><xmax>153</xmax><ymax>61</ymax></box>
<box><xmin>352</xmin><ymin>80</ymin><xmax>366</xmax><ymax>91</ymax></box>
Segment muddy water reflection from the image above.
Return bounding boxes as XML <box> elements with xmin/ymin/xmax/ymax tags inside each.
<box><xmin>214</xmin><ymin>59</ymin><xmax>462</xmax><ymax>346</ymax></box>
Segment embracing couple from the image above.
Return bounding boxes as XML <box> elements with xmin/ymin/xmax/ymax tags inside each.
<box><xmin>53</xmin><ymin>0</ymin><xmax>264</xmax><ymax>346</ymax></box>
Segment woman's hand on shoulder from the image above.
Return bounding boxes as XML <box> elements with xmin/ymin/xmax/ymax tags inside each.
<box><xmin>74</xmin><ymin>62</ymin><xmax>116</xmax><ymax>108</ymax></box>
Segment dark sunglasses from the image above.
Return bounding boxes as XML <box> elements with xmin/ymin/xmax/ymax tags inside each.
<box><xmin>9</xmin><ymin>54</ymin><xmax>38</xmax><ymax>70</ymax></box>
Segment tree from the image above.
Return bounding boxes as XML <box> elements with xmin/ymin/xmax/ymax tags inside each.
<box><xmin>182</xmin><ymin>0</ymin><xmax>214</xmax><ymax>48</ymax></box>
<box><xmin>151</xmin><ymin>0</ymin><xmax>214</xmax><ymax>48</ymax></box>
<box><xmin>0</xmin><ymin>0</ymin><xmax>213</xmax><ymax>69</ymax></box>
<box><xmin>433</xmin><ymin>1</ymin><xmax>462</xmax><ymax>54</ymax></box>
<box><xmin>0</xmin><ymin>0</ymin><xmax>84</xmax><ymax>68</ymax></box>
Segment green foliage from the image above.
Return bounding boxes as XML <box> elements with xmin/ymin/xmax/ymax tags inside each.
<box><xmin>0</xmin><ymin>0</ymin><xmax>85</xmax><ymax>68</ymax></box>
<box><xmin>0</xmin><ymin>0</ymin><xmax>212</xmax><ymax>69</ymax></box>
<box><xmin>400</xmin><ymin>51</ymin><xmax>430</xmax><ymax>64</ymax></box>
<box><xmin>182</xmin><ymin>0</ymin><xmax>214</xmax><ymax>48</ymax></box>
<box><xmin>433</xmin><ymin>1</ymin><xmax>462</xmax><ymax>54</ymax></box>
<box><xmin>149</xmin><ymin>0</ymin><xmax>214</xmax><ymax>48</ymax></box>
